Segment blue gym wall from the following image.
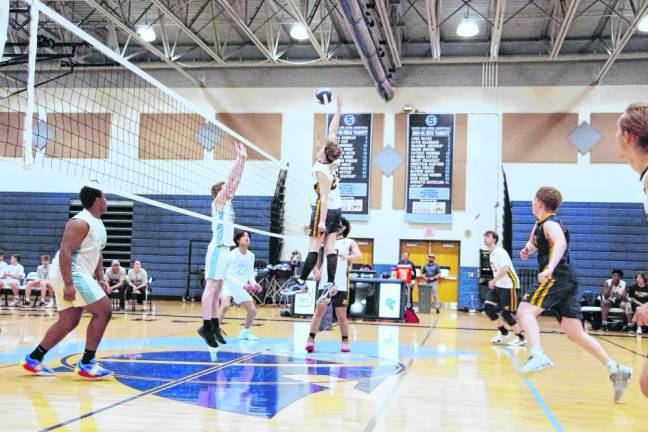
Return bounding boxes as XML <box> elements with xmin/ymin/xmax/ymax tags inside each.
<box><xmin>0</xmin><ymin>192</ymin><xmax>272</xmax><ymax>298</ymax></box>
<box><xmin>510</xmin><ymin>201</ymin><xmax>648</xmax><ymax>294</ymax></box>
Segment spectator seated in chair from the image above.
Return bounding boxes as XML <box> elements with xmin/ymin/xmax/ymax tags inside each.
<box><xmin>599</xmin><ymin>269</ymin><xmax>633</xmax><ymax>332</ymax></box>
<box><xmin>24</xmin><ymin>254</ymin><xmax>55</xmax><ymax>308</ymax></box>
<box><xmin>629</xmin><ymin>272</ymin><xmax>648</xmax><ymax>335</ymax></box>
<box><xmin>127</xmin><ymin>260</ymin><xmax>149</xmax><ymax>311</ymax></box>
<box><xmin>105</xmin><ymin>259</ymin><xmax>127</xmax><ymax>311</ymax></box>
<box><xmin>1</xmin><ymin>253</ymin><xmax>26</xmax><ymax>307</ymax></box>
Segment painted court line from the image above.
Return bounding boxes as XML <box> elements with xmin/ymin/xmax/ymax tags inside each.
<box><xmin>362</xmin><ymin>316</ymin><xmax>440</xmax><ymax>432</ymax></box>
<box><xmin>39</xmin><ymin>350</ymin><xmax>264</xmax><ymax>432</ymax></box>
<box><xmin>502</xmin><ymin>347</ymin><xmax>564</xmax><ymax>432</ymax></box>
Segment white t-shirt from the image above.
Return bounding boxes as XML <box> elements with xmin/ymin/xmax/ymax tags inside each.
<box><xmin>489</xmin><ymin>247</ymin><xmax>519</xmax><ymax>289</ymax></box>
<box><xmin>321</xmin><ymin>237</ymin><xmax>352</xmax><ymax>292</ymax></box>
<box><xmin>36</xmin><ymin>264</ymin><xmax>50</xmax><ymax>280</ymax></box>
<box><xmin>605</xmin><ymin>279</ymin><xmax>626</xmax><ymax>298</ymax></box>
<box><xmin>211</xmin><ymin>201</ymin><xmax>235</xmax><ymax>247</ymax></box>
<box><xmin>104</xmin><ymin>267</ymin><xmax>127</xmax><ymax>284</ymax></box>
<box><xmin>5</xmin><ymin>263</ymin><xmax>25</xmax><ymax>280</ymax></box>
<box><xmin>224</xmin><ymin>248</ymin><xmax>256</xmax><ymax>291</ymax></box>
<box><xmin>311</xmin><ymin>161</ymin><xmax>341</xmax><ymax>210</ymax></box>
<box><xmin>127</xmin><ymin>268</ymin><xmax>148</xmax><ymax>286</ymax></box>
<box><xmin>0</xmin><ymin>261</ymin><xmax>7</xmax><ymax>277</ymax></box>
<box><xmin>52</xmin><ymin>209</ymin><xmax>107</xmax><ymax>276</ymax></box>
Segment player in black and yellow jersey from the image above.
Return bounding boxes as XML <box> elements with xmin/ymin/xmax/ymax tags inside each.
<box><xmin>516</xmin><ymin>186</ymin><xmax>632</xmax><ymax>402</ymax></box>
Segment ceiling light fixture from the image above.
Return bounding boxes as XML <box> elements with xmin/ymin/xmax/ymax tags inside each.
<box><xmin>290</xmin><ymin>23</ymin><xmax>309</xmax><ymax>41</ymax></box>
<box><xmin>136</xmin><ymin>25</ymin><xmax>156</xmax><ymax>42</ymax></box>
<box><xmin>638</xmin><ymin>15</ymin><xmax>648</xmax><ymax>33</ymax></box>
<box><xmin>456</xmin><ymin>7</ymin><xmax>479</xmax><ymax>38</ymax></box>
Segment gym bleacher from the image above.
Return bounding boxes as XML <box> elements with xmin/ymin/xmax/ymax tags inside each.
<box><xmin>0</xmin><ymin>192</ymin><xmax>273</xmax><ymax>301</ymax></box>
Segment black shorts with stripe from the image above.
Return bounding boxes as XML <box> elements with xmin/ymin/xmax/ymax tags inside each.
<box><xmin>486</xmin><ymin>287</ymin><xmax>519</xmax><ymax>312</ymax></box>
<box><xmin>308</xmin><ymin>203</ymin><xmax>342</xmax><ymax>237</ymax></box>
<box><xmin>522</xmin><ymin>267</ymin><xmax>581</xmax><ymax>320</ymax></box>
<box><xmin>316</xmin><ymin>287</ymin><xmax>349</xmax><ymax>308</ymax></box>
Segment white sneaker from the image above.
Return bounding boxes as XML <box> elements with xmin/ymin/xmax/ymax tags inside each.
<box><xmin>142</xmin><ymin>305</ymin><xmax>148</xmax><ymax>312</ymax></box>
<box><xmin>490</xmin><ymin>331</ymin><xmax>508</xmax><ymax>344</ymax></box>
<box><xmin>637</xmin><ymin>327</ymin><xmax>643</xmax><ymax>336</ymax></box>
<box><xmin>508</xmin><ymin>336</ymin><xmax>527</xmax><ymax>347</ymax></box>
<box><xmin>520</xmin><ymin>352</ymin><xmax>554</xmax><ymax>373</ymax></box>
<box><xmin>8</xmin><ymin>298</ymin><xmax>19</xmax><ymax>307</ymax></box>
<box><xmin>239</xmin><ymin>328</ymin><xmax>259</xmax><ymax>341</ymax></box>
<box><xmin>609</xmin><ymin>364</ymin><xmax>633</xmax><ymax>403</ymax></box>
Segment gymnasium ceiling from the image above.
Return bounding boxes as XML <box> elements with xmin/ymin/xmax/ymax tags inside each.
<box><xmin>5</xmin><ymin>0</ymin><xmax>648</xmax><ymax>86</ymax></box>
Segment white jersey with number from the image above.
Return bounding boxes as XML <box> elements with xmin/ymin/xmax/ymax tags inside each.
<box><xmin>489</xmin><ymin>247</ymin><xmax>520</xmax><ymax>289</ymax></box>
<box><xmin>322</xmin><ymin>237</ymin><xmax>352</xmax><ymax>292</ymax></box>
<box><xmin>52</xmin><ymin>209</ymin><xmax>107</xmax><ymax>275</ymax></box>
<box><xmin>311</xmin><ymin>161</ymin><xmax>341</xmax><ymax>210</ymax></box>
<box><xmin>211</xmin><ymin>200</ymin><xmax>235</xmax><ymax>247</ymax></box>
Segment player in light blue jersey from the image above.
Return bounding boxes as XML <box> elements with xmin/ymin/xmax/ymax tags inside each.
<box><xmin>198</xmin><ymin>142</ymin><xmax>247</xmax><ymax>348</ymax></box>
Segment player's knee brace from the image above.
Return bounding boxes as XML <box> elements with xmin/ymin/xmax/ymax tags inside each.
<box><xmin>501</xmin><ymin>309</ymin><xmax>517</xmax><ymax>326</ymax></box>
<box><xmin>484</xmin><ymin>302</ymin><xmax>499</xmax><ymax>321</ymax></box>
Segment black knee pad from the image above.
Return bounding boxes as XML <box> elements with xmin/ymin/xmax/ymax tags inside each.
<box><xmin>501</xmin><ymin>309</ymin><xmax>517</xmax><ymax>326</ymax></box>
<box><xmin>484</xmin><ymin>302</ymin><xmax>499</xmax><ymax>321</ymax></box>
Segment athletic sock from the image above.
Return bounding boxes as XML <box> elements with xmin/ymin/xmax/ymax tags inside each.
<box><xmin>81</xmin><ymin>349</ymin><xmax>96</xmax><ymax>365</ymax></box>
<box><xmin>607</xmin><ymin>360</ymin><xmax>618</xmax><ymax>372</ymax></box>
<box><xmin>203</xmin><ymin>319</ymin><xmax>212</xmax><ymax>331</ymax></box>
<box><xmin>300</xmin><ymin>252</ymin><xmax>319</xmax><ymax>282</ymax></box>
<box><xmin>29</xmin><ymin>345</ymin><xmax>48</xmax><ymax>362</ymax></box>
<box><xmin>515</xmin><ymin>333</ymin><xmax>525</xmax><ymax>340</ymax></box>
<box><xmin>497</xmin><ymin>326</ymin><xmax>509</xmax><ymax>335</ymax></box>
<box><xmin>326</xmin><ymin>254</ymin><xmax>338</xmax><ymax>284</ymax></box>
<box><xmin>309</xmin><ymin>332</ymin><xmax>316</xmax><ymax>340</ymax></box>
<box><xmin>341</xmin><ymin>335</ymin><xmax>349</xmax><ymax>342</ymax></box>
<box><xmin>211</xmin><ymin>318</ymin><xmax>220</xmax><ymax>331</ymax></box>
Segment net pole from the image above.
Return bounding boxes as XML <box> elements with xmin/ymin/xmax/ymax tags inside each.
<box><xmin>22</xmin><ymin>0</ymin><xmax>39</xmax><ymax>168</ymax></box>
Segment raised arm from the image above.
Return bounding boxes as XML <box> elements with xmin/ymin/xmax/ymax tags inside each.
<box><xmin>326</xmin><ymin>96</ymin><xmax>342</xmax><ymax>144</ymax></box>
<box><xmin>216</xmin><ymin>142</ymin><xmax>248</xmax><ymax>205</ymax></box>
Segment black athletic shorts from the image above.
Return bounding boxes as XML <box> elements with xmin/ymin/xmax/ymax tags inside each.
<box><xmin>486</xmin><ymin>287</ymin><xmax>519</xmax><ymax>312</ymax></box>
<box><xmin>316</xmin><ymin>287</ymin><xmax>349</xmax><ymax>308</ymax></box>
<box><xmin>308</xmin><ymin>203</ymin><xmax>342</xmax><ymax>237</ymax></box>
<box><xmin>522</xmin><ymin>267</ymin><xmax>581</xmax><ymax>320</ymax></box>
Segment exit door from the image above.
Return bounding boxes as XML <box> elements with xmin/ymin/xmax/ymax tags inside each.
<box><xmin>399</xmin><ymin>240</ymin><xmax>460</xmax><ymax>303</ymax></box>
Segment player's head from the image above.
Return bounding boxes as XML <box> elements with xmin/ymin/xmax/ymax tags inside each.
<box><xmin>635</xmin><ymin>272</ymin><xmax>647</xmax><ymax>286</ymax></box>
<box><xmin>10</xmin><ymin>254</ymin><xmax>20</xmax><ymax>264</ymax></box>
<box><xmin>234</xmin><ymin>230</ymin><xmax>251</xmax><ymax>248</ymax></box>
<box><xmin>111</xmin><ymin>259</ymin><xmax>121</xmax><ymax>271</ymax></box>
<box><xmin>483</xmin><ymin>230</ymin><xmax>499</xmax><ymax>248</ymax></box>
<box><xmin>401</xmin><ymin>251</ymin><xmax>409</xmax><ymax>261</ymax></box>
<box><xmin>80</xmin><ymin>186</ymin><xmax>107</xmax><ymax>214</ymax></box>
<box><xmin>338</xmin><ymin>216</ymin><xmax>351</xmax><ymax>238</ymax></box>
<box><xmin>133</xmin><ymin>259</ymin><xmax>142</xmax><ymax>270</ymax></box>
<box><xmin>323</xmin><ymin>141</ymin><xmax>342</xmax><ymax>164</ymax></box>
<box><xmin>532</xmin><ymin>186</ymin><xmax>562</xmax><ymax>217</ymax></box>
<box><xmin>611</xmin><ymin>269</ymin><xmax>624</xmax><ymax>283</ymax></box>
<box><xmin>427</xmin><ymin>253</ymin><xmax>436</xmax><ymax>263</ymax></box>
<box><xmin>211</xmin><ymin>182</ymin><xmax>225</xmax><ymax>199</ymax></box>
<box><xmin>40</xmin><ymin>254</ymin><xmax>50</xmax><ymax>265</ymax></box>
<box><xmin>617</xmin><ymin>103</ymin><xmax>648</xmax><ymax>163</ymax></box>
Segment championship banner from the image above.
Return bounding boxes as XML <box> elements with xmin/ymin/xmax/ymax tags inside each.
<box><xmin>327</xmin><ymin>113</ymin><xmax>372</xmax><ymax>220</ymax></box>
<box><xmin>405</xmin><ymin>113</ymin><xmax>455</xmax><ymax>223</ymax></box>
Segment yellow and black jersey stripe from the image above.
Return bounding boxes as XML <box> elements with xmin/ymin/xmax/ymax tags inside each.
<box><xmin>309</xmin><ymin>200</ymin><xmax>321</xmax><ymax>237</ymax></box>
<box><xmin>530</xmin><ymin>277</ymin><xmax>555</xmax><ymax>307</ymax></box>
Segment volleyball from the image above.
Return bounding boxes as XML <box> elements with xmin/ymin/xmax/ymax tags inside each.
<box><xmin>315</xmin><ymin>87</ymin><xmax>333</xmax><ymax>105</ymax></box>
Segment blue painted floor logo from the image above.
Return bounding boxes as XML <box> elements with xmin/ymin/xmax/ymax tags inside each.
<box><xmin>58</xmin><ymin>349</ymin><xmax>406</xmax><ymax>418</ymax></box>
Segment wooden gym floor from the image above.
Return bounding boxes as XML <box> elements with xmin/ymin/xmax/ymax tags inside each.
<box><xmin>0</xmin><ymin>301</ymin><xmax>645</xmax><ymax>431</ymax></box>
